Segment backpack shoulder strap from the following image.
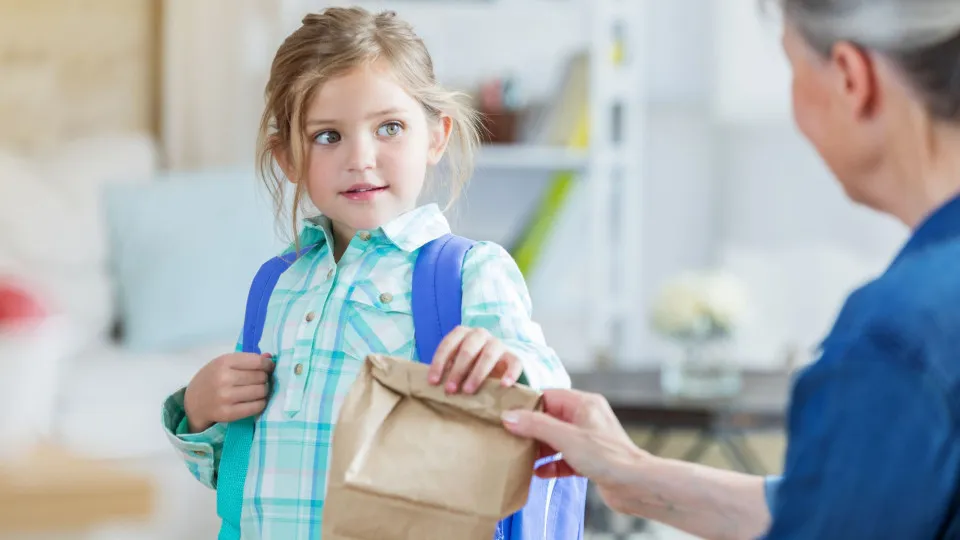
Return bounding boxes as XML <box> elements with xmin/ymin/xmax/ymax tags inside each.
<box><xmin>412</xmin><ymin>233</ymin><xmax>476</xmax><ymax>364</ymax></box>
<box><xmin>217</xmin><ymin>245</ymin><xmax>315</xmax><ymax>539</ymax></box>
<box><xmin>238</xmin><ymin>249</ymin><xmax>305</xmax><ymax>354</ymax></box>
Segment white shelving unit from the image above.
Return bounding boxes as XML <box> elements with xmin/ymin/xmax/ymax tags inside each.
<box><xmin>584</xmin><ymin>0</ymin><xmax>647</xmax><ymax>365</ymax></box>
<box><xmin>285</xmin><ymin>0</ymin><xmax>648</xmax><ymax>366</ymax></box>
<box><xmin>472</xmin><ymin>0</ymin><xmax>648</xmax><ymax>366</ymax></box>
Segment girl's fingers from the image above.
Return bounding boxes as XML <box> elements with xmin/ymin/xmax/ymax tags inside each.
<box><xmin>444</xmin><ymin>328</ymin><xmax>490</xmax><ymax>393</ymax></box>
<box><xmin>233</xmin><ymin>369</ymin><xmax>269</xmax><ymax>386</ymax></box>
<box><xmin>231</xmin><ymin>382</ymin><xmax>269</xmax><ymax>403</ymax></box>
<box><xmin>428</xmin><ymin>325</ymin><xmax>471</xmax><ymax>384</ymax></box>
<box><xmin>463</xmin><ymin>340</ymin><xmax>506</xmax><ymax>394</ymax></box>
<box><xmin>227</xmin><ymin>399</ymin><xmax>268</xmax><ymax>422</ymax></box>
<box><xmin>497</xmin><ymin>352</ymin><xmax>524</xmax><ymax>387</ymax></box>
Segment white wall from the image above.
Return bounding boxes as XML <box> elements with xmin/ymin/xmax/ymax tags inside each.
<box><xmin>282</xmin><ymin>0</ymin><xmax>908</xmax><ymax>369</ymax></box>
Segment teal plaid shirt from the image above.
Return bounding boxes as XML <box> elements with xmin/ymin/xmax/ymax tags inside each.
<box><xmin>162</xmin><ymin>204</ymin><xmax>571</xmax><ymax>539</ymax></box>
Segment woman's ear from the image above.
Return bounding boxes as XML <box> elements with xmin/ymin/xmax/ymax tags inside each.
<box><xmin>830</xmin><ymin>41</ymin><xmax>878</xmax><ymax>120</ymax></box>
<box><xmin>427</xmin><ymin>116</ymin><xmax>453</xmax><ymax>166</ymax></box>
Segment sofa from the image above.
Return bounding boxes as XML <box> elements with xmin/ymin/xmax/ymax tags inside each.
<box><xmin>0</xmin><ymin>134</ymin><xmax>291</xmax><ymax>464</ymax></box>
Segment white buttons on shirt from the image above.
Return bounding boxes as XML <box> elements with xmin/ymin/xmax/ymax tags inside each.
<box><xmin>358</xmin><ymin>231</ymin><xmax>372</xmax><ymax>241</ymax></box>
<box><xmin>305</xmin><ymin>311</ymin><xmax>316</xmax><ymax>322</ymax></box>
<box><xmin>294</xmin><ymin>363</ymin><xmax>304</xmax><ymax>376</ymax></box>
<box><xmin>379</xmin><ymin>292</ymin><xmax>393</xmax><ymax>304</ymax></box>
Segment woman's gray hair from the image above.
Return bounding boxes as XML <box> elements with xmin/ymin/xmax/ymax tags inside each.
<box><xmin>778</xmin><ymin>0</ymin><xmax>960</xmax><ymax>119</ymax></box>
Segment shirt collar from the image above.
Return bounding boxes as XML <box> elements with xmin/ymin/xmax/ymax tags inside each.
<box><xmin>890</xmin><ymin>192</ymin><xmax>960</xmax><ymax>267</ymax></box>
<box><xmin>301</xmin><ymin>203</ymin><xmax>451</xmax><ymax>253</ymax></box>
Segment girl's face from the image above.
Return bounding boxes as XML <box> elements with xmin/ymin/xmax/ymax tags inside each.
<box><xmin>288</xmin><ymin>61</ymin><xmax>450</xmax><ymax>239</ymax></box>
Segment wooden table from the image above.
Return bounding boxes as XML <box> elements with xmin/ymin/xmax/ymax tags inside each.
<box><xmin>570</xmin><ymin>368</ymin><xmax>792</xmax><ymax>539</ymax></box>
<box><xmin>570</xmin><ymin>368</ymin><xmax>792</xmax><ymax>474</ymax></box>
<box><xmin>0</xmin><ymin>445</ymin><xmax>155</xmax><ymax>535</ymax></box>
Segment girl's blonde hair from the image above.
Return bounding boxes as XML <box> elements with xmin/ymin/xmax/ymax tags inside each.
<box><xmin>255</xmin><ymin>7</ymin><xmax>482</xmax><ymax>247</ymax></box>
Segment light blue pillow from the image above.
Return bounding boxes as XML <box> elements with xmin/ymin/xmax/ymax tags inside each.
<box><xmin>105</xmin><ymin>169</ymin><xmax>290</xmax><ymax>352</ymax></box>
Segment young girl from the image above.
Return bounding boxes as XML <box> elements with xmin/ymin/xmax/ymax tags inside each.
<box><xmin>161</xmin><ymin>6</ymin><xmax>572</xmax><ymax>539</ymax></box>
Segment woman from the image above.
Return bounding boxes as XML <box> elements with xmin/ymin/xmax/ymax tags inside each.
<box><xmin>502</xmin><ymin>1</ymin><xmax>960</xmax><ymax>538</ymax></box>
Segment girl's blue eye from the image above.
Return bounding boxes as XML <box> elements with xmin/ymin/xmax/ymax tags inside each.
<box><xmin>377</xmin><ymin>122</ymin><xmax>403</xmax><ymax>137</ymax></box>
<box><xmin>315</xmin><ymin>131</ymin><xmax>341</xmax><ymax>144</ymax></box>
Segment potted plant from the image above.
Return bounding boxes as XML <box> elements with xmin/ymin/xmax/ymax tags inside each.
<box><xmin>649</xmin><ymin>270</ymin><xmax>749</xmax><ymax>399</ymax></box>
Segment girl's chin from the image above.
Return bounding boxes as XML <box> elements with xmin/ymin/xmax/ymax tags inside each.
<box><xmin>323</xmin><ymin>201</ymin><xmax>418</xmax><ymax>232</ymax></box>
<box><xmin>334</xmin><ymin>212</ymin><xmax>399</xmax><ymax>233</ymax></box>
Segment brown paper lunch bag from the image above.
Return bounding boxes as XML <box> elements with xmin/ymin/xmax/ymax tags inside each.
<box><xmin>321</xmin><ymin>354</ymin><xmax>543</xmax><ymax>540</ymax></box>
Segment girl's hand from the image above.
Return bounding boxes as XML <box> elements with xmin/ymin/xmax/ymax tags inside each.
<box><xmin>183</xmin><ymin>352</ymin><xmax>275</xmax><ymax>433</ymax></box>
<box><xmin>427</xmin><ymin>326</ymin><xmax>523</xmax><ymax>394</ymax></box>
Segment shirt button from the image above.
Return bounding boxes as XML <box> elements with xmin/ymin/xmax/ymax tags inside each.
<box><xmin>294</xmin><ymin>363</ymin><xmax>304</xmax><ymax>375</ymax></box>
<box><xmin>379</xmin><ymin>292</ymin><xmax>393</xmax><ymax>304</ymax></box>
<box><xmin>358</xmin><ymin>231</ymin><xmax>372</xmax><ymax>241</ymax></box>
<box><xmin>192</xmin><ymin>450</ymin><xmax>206</xmax><ymax>457</ymax></box>
<box><xmin>305</xmin><ymin>311</ymin><xmax>316</xmax><ymax>322</ymax></box>
<box><xmin>327</xmin><ymin>268</ymin><xmax>334</xmax><ymax>279</ymax></box>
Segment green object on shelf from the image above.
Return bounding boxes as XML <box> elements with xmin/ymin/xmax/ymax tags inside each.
<box><xmin>509</xmin><ymin>42</ymin><xmax>622</xmax><ymax>278</ymax></box>
<box><xmin>511</xmin><ymin>171</ymin><xmax>577</xmax><ymax>275</ymax></box>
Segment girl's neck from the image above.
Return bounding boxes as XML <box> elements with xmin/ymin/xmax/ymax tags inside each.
<box><xmin>331</xmin><ymin>224</ymin><xmax>355</xmax><ymax>263</ymax></box>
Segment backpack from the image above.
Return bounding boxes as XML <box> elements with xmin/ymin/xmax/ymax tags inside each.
<box><xmin>215</xmin><ymin>233</ymin><xmax>587</xmax><ymax>540</ymax></box>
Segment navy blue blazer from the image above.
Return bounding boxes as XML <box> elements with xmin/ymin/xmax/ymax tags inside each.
<box><xmin>762</xmin><ymin>194</ymin><xmax>960</xmax><ymax>539</ymax></box>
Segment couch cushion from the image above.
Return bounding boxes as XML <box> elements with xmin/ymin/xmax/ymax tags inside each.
<box><xmin>0</xmin><ymin>135</ymin><xmax>158</xmax><ymax>347</ymax></box>
<box><xmin>104</xmin><ymin>169</ymin><xmax>288</xmax><ymax>352</ymax></box>
<box><xmin>54</xmin><ymin>340</ymin><xmax>230</xmax><ymax>459</ymax></box>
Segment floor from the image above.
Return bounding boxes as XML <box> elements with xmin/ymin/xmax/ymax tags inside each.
<box><xmin>33</xmin><ymin>429</ymin><xmax>784</xmax><ymax>540</ymax></box>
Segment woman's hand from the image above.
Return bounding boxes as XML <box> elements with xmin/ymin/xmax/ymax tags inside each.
<box><xmin>428</xmin><ymin>326</ymin><xmax>523</xmax><ymax>394</ymax></box>
<box><xmin>504</xmin><ymin>389</ymin><xmax>773</xmax><ymax>537</ymax></box>
<box><xmin>183</xmin><ymin>352</ymin><xmax>275</xmax><ymax>433</ymax></box>
<box><xmin>501</xmin><ymin>388</ymin><xmax>648</xmax><ymax>508</ymax></box>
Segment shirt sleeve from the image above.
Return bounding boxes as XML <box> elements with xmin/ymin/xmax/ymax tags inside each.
<box><xmin>161</xmin><ymin>387</ymin><xmax>228</xmax><ymax>490</ymax></box>
<box><xmin>459</xmin><ymin>241</ymin><xmax>571</xmax><ymax>390</ymax></box>
<box><xmin>160</xmin><ymin>339</ymin><xmax>242</xmax><ymax>490</ymax></box>
<box><xmin>764</xmin><ymin>331</ymin><xmax>959</xmax><ymax>539</ymax></box>
<box><xmin>763</xmin><ymin>475</ymin><xmax>782</xmax><ymax>514</ymax></box>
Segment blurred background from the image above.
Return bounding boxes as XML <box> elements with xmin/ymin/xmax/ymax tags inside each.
<box><xmin>0</xmin><ymin>1</ymin><xmax>908</xmax><ymax>538</ymax></box>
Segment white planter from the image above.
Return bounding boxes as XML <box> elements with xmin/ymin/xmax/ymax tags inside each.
<box><xmin>0</xmin><ymin>316</ymin><xmax>66</xmax><ymax>461</ymax></box>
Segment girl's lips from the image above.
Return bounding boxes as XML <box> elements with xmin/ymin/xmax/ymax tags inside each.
<box><xmin>342</xmin><ymin>185</ymin><xmax>387</xmax><ymax>201</ymax></box>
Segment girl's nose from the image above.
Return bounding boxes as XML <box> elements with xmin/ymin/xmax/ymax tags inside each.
<box><xmin>345</xmin><ymin>135</ymin><xmax>376</xmax><ymax>172</ymax></box>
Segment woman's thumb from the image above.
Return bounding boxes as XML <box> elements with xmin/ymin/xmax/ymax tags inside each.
<box><xmin>502</xmin><ymin>409</ymin><xmax>578</xmax><ymax>450</ymax></box>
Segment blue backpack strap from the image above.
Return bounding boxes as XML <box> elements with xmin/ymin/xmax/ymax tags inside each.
<box><xmin>412</xmin><ymin>234</ymin><xmax>586</xmax><ymax>540</ymax></box>
<box><xmin>412</xmin><ymin>233</ymin><xmax>476</xmax><ymax>364</ymax></box>
<box><xmin>217</xmin><ymin>247</ymin><xmax>314</xmax><ymax>540</ymax></box>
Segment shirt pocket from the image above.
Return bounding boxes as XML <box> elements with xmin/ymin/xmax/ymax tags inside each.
<box><xmin>341</xmin><ymin>276</ymin><xmax>417</xmax><ymax>362</ymax></box>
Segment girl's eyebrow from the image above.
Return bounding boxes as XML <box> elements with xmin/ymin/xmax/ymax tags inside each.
<box><xmin>306</xmin><ymin>108</ymin><xmax>404</xmax><ymax>127</ymax></box>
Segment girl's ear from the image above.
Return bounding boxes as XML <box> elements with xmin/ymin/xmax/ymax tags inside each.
<box><xmin>427</xmin><ymin>115</ymin><xmax>453</xmax><ymax>166</ymax></box>
<box><xmin>272</xmin><ymin>143</ymin><xmax>297</xmax><ymax>184</ymax></box>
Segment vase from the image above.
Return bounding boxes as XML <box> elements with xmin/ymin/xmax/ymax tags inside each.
<box><xmin>660</xmin><ymin>338</ymin><xmax>742</xmax><ymax>399</ymax></box>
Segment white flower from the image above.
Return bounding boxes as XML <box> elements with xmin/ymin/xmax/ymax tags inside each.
<box><xmin>699</xmin><ymin>270</ymin><xmax>749</xmax><ymax>332</ymax></box>
<box><xmin>649</xmin><ymin>269</ymin><xmax>749</xmax><ymax>341</ymax></box>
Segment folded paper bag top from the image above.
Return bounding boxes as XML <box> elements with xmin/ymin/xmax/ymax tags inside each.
<box><xmin>321</xmin><ymin>354</ymin><xmax>543</xmax><ymax>540</ymax></box>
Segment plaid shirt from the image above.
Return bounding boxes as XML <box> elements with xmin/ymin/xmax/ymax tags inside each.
<box><xmin>162</xmin><ymin>204</ymin><xmax>571</xmax><ymax>539</ymax></box>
